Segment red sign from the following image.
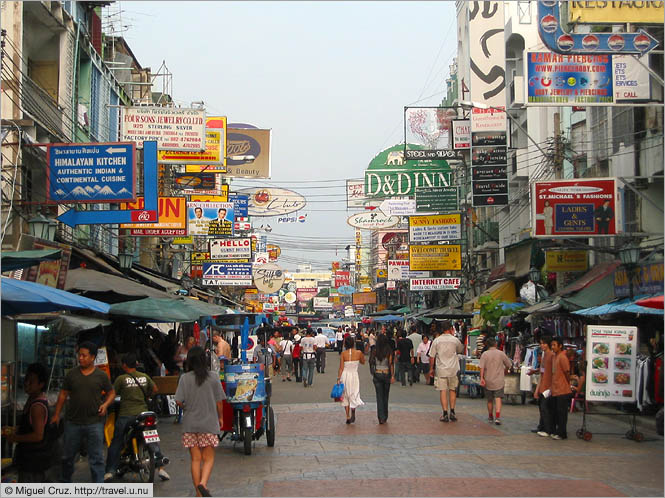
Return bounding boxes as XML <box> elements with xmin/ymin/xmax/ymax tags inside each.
<box><xmin>296</xmin><ymin>287</ymin><xmax>318</xmax><ymax>304</ymax></box>
<box><xmin>335</xmin><ymin>271</ymin><xmax>350</xmax><ymax>288</ymax></box>
<box><xmin>532</xmin><ymin>178</ymin><xmax>618</xmax><ymax>238</ymax></box>
<box><xmin>130</xmin><ymin>210</ymin><xmax>158</xmax><ymax>222</ymax></box>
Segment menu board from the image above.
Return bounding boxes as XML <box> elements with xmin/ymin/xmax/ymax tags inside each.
<box><xmin>585</xmin><ymin>325</ymin><xmax>637</xmax><ymax>403</ymax></box>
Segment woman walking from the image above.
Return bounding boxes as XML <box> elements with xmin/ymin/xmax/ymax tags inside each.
<box><xmin>175</xmin><ymin>347</ymin><xmax>226</xmax><ymax>497</ymax></box>
<box><xmin>337</xmin><ymin>335</ymin><xmax>365</xmax><ymax>424</ymax></box>
<box><xmin>370</xmin><ymin>334</ymin><xmax>395</xmax><ymax>424</ymax></box>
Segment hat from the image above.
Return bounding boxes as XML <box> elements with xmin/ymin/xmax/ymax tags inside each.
<box><xmin>294</xmin><ymin>334</ymin><xmax>302</xmax><ymax>342</ymax></box>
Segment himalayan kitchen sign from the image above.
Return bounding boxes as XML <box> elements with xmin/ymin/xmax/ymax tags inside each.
<box><xmin>121</xmin><ymin>107</ymin><xmax>206</xmax><ymax>151</ymax></box>
<box><xmin>531</xmin><ymin>178</ymin><xmax>619</xmax><ymax>238</ymax></box>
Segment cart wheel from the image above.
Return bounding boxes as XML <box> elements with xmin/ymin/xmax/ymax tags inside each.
<box><xmin>266</xmin><ymin>406</ymin><xmax>275</xmax><ymax>447</ymax></box>
<box><xmin>583</xmin><ymin>431</ymin><xmax>592</xmax><ymax>441</ymax></box>
<box><xmin>576</xmin><ymin>429</ymin><xmax>584</xmax><ymax>439</ymax></box>
<box><xmin>633</xmin><ymin>432</ymin><xmax>644</xmax><ymax>442</ymax></box>
<box><xmin>625</xmin><ymin>430</ymin><xmax>635</xmax><ymax>440</ymax></box>
<box><xmin>243</xmin><ymin>427</ymin><xmax>252</xmax><ymax>455</ymax></box>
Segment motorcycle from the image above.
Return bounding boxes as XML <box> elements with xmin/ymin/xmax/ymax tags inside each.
<box><xmin>111</xmin><ymin>410</ymin><xmax>168</xmax><ymax>483</ymax></box>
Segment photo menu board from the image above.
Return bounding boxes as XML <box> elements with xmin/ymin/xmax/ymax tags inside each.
<box><xmin>585</xmin><ymin>325</ymin><xmax>637</xmax><ymax>403</ymax></box>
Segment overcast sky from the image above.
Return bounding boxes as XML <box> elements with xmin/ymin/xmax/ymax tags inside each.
<box><xmin>115</xmin><ymin>1</ymin><xmax>458</xmax><ymax>271</ymax></box>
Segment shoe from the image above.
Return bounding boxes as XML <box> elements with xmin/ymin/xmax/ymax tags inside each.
<box><xmin>287</xmin><ymin>377</ymin><xmax>292</xmax><ymax>382</ymax></box>
<box><xmin>282</xmin><ymin>378</ymin><xmax>286</xmax><ymax>382</ymax></box>
<box><xmin>350</xmin><ymin>411</ymin><xmax>356</xmax><ymax>423</ymax></box>
<box><xmin>440</xmin><ymin>413</ymin><xmax>449</xmax><ymax>423</ymax></box>
<box><xmin>537</xmin><ymin>431</ymin><xmax>549</xmax><ymax>437</ymax></box>
<box><xmin>531</xmin><ymin>428</ymin><xmax>541</xmax><ymax>433</ymax></box>
<box><xmin>158</xmin><ymin>468</ymin><xmax>170</xmax><ymax>481</ymax></box>
<box><xmin>346</xmin><ymin>418</ymin><xmax>351</xmax><ymax>424</ymax></box>
<box><xmin>197</xmin><ymin>484</ymin><xmax>212</xmax><ymax>497</ymax></box>
<box><xmin>449</xmin><ymin>412</ymin><xmax>457</xmax><ymax>422</ymax></box>
<box><xmin>488</xmin><ymin>417</ymin><xmax>494</xmax><ymax>423</ymax></box>
<box><xmin>494</xmin><ymin>418</ymin><xmax>501</xmax><ymax>425</ymax></box>
<box><xmin>104</xmin><ymin>472</ymin><xmax>114</xmax><ymax>482</ymax></box>
<box><xmin>550</xmin><ymin>434</ymin><xmax>562</xmax><ymax>440</ymax></box>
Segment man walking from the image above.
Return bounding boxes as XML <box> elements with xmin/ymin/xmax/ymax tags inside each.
<box><xmin>301</xmin><ymin>329</ymin><xmax>318</xmax><ymax>387</ymax></box>
<box><xmin>315</xmin><ymin>328</ymin><xmax>328</xmax><ymax>374</ymax></box>
<box><xmin>52</xmin><ymin>341</ymin><xmax>115</xmax><ymax>483</ymax></box>
<box><xmin>479</xmin><ymin>337</ymin><xmax>512</xmax><ymax>425</ymax></box>
<box><xmin>395</xmin><ymin>330</ymin><xmax>414</xmax><ymax>386</ymax></box>
<box><xmin>407</xmin><ymin>326</ymin><xmax>422</xmax><ymax>383</ymax></box>
<box><xmin>428</xmin><ymin>321</ymin><xmax>463</xmax><ymax>422</ymax></box>
<box><xmin>415</xmin><ymin>334</ymin><xmax>431</xmax><ymax>382</ymax></box>
<box><xmin>534</xmin><ymin>336</ymin><xmax>554</xmax><ymax>437</ymax></box>
<box><xmin>279</xmin><ymin>333</ymin><xmax>294</xmax><ymax>382</ymax></box>
<box><xmin>550</xmin><ymin>336</ymin><xmax>572</xmax><ymax>439</ymax></box>
<box><xmin>335</xmin><ymin>327</ymin><xmax>344</xmax><ymax>354</ymax></box>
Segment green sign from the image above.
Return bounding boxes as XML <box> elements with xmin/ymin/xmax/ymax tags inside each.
<box><xmin>363</xmin><ymin>143</ymin><xmax>452</xmax><ymax>199</ymax></box>
<box><xmin>416</xmin><ymin>186</ymin><xmax>459</xmax><ymax>212</ymax></box>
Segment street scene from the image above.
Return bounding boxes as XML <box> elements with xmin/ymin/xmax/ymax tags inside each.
<box><xmin>1</xmin><ymin>1</ymin><xmax>664</xmax><ymax>497</ymax></box>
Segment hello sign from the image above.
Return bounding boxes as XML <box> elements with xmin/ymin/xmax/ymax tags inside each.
<box><xmin>252</xmin><ymin>263</ymin><xmax>286</xmax><ymax>293</ymax></box>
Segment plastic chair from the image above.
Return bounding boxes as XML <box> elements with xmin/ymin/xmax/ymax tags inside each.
<box><xmin>570</xmin><ymin>390</ymin><xmax>588</xmax><ymax>413</ymax></box>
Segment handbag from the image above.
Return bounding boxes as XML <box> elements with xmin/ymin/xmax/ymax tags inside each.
<box><xmin>330</xmin><ymin>382</ymin><xmax>344</xmax><ymax>402</ymax></box>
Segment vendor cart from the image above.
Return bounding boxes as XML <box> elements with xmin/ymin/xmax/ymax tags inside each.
<box><xmin>458</xmin><ymin>356</ymin><xmax>482</xmax><ymax>398</ymax></box>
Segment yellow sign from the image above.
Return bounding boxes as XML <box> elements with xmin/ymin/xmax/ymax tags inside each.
<box><xmin>120</xmin><ymin>196</ymin><xmax>186</xmax><ymax>232</ymax></box>
<box><xmin>568</xmin><ymin>1</ymin><xmax>664</xmax><ymax>24</ymax></box>
<box><xmin>158</xmin><ymin>129</ymin><xmax>224</xmax><ymax>165</ymax></box>
<box><xmin>173</xmin><ymin>236</ymin><xmax>193</xmax><ymax>245</ymax></box>
<box><xmin>185</xmin><ymin>116</ymin><xmax>228</xmax><ymax>172</ymax></box>
<box><xmin>359</xmin><ymin>276</ymin><xmax>371</xmax><ymax>285</ymax></box>
<box><xmin>376</xmin><ymin>268</ymin><xmax>387</xmax><ymax>279</ymax></box>
<box><xmin>545</xmin><ymin>250</ymin><xmax>588</xmax><ymax>272</ymax></box>
<box><xmin>189</xmin><ymin>189</ymin><xmax>229</xmax><ymax>202</ymax></box>
<box><xmin>409</xmin><ymin>244</ymin><xmax>462</xmax><ymax>271</ymax></box>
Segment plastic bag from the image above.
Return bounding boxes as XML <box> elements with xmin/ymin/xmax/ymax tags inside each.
<box><xmin>330</xmin><ymin>382</ymin><xmax>344</xmax><ymax>401</ymax></box>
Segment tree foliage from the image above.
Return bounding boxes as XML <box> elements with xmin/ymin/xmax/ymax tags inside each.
<box><xmin>478</xmin><ymin>295</ymin><xmax>503</xmax><ymax>330</ymax></box>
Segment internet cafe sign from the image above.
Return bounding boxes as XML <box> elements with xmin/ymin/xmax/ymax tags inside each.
<box><xmin>252</xmin><ymin>263</ymin><xmax>286</xmax><ymax>293</ymax></box>
<box><xmin>410</xmin><ymin>277</ymin><xmax>461</xmax><ymax>291</ymax></box>
<box><xmin>121</xmin><ymin>107</ymin><xmax>206</xmax><ymax>151</ymax></box>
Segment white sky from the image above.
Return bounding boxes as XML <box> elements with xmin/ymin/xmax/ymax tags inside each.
<box><xmin>115</xmin><ymin>1</ymin><xmax>458</xmax><ymax>271</ymax></box>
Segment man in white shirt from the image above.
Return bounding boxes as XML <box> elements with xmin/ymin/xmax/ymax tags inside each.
<box><xmin>428</xmin><ymin>320</ymin><xmax>464</xmax><ymax>423</ymax></box>
<box><xmin>415</xmin><ymin>334</ymin><xmax>431</xmax><ymax>383</ymax></box>
<box><xmin>279</xmin><ymin>334</ymin><xmax>294</xmax><ymax>382</ymax></box>
<box><xmin>300</xmin><ymin>329</ymin><xmax>318</xmax><ymax>387</ymax></box>
<box><xmin>407</xmin><ymin>326</ymin><xmax>422</xmax><ymax>383</ymax></box>
<box><xmin>335</xmin><ymin>328</ymin><xmax>344</xmax><ymax>355</ymax></box>
<box><xmin>314</xmin><ymin>328</ymin><xmax>328</xmax><ymax>374</ymax></box>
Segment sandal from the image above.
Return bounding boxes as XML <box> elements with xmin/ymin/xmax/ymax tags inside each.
<box><xmin>197</xmin><ymin>485</ymin><xmax>212</xmax><ymax>497</ymax></box>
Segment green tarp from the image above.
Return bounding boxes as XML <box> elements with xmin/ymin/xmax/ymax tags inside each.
<box><xmin>1</xmin><ymin>249</ymin><xmax>62</xmax><ymax>271</ymax></box>
<box><xmin>109</xmin><ymin>297</ymin><xmax>233</xmax><ymax>323</ymax></box>
<box><xmin>559</xmin><ymin>271</ymin><xmax>616</xmax><ymax>311</ymax></box>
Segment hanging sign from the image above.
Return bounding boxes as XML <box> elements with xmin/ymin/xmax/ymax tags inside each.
<box><xmin>120</xmin><ymin>196</ymin><xmax>187</xmax><ymax>236</ymax></box>
<box><xmin>452</xmin><ymin>120</ymin><xmax>471</xmax><ymax>150</ymax></box>
<box><xmin>586</xmin><ymin>325</ymin><xmax>637</xmax><ymax>403</ymax></box>
<box><xmin>209</xmin><ymin>238</ymin><xmax>252</xmax><ymax>260</ymax></box>
<box><xmin>387</xmin><ymin>259</ymin><xmax>430</xmax><ymax>281</ymax></box>
<box><xmin>410</xmin><ymin>277</ymin><xmax>460</xmax><ymax>291</ymax></box>
<box><xmin>187</xmin><ymin>201</ymin><xmax>235</xmax><ymax>236</ymax></box>
<box><xmin>409</xmin><ymin>244</ymin><xmax>462</xmax><ymax>271</ymax></box>
<box><xmin>379</xmin><ymin>199</ymin><xmax>417</xmax><ymax>217</ymax></box>
<box><xmin>545</xmin><ymin>250</ymin><xmax>588</xmax><ymax>272</ymax></box>
<box><xmin>202</xmin><ymin>262</ymin><xmax>253</xmax><ymax>286</ymax></box>
<box><xmin>347</xmin><ymin>212</ymin><xmax>400</xmax><ymax>230</ymax></box>
<box><xmin>158</xmin><ymin>129</ymin><xmax>224</xmax><ymax>165</ymax></box>
<box><xmin>415</xmin><ymin>186</ymin><xmax>459</xmax><ymax>213</ymax></box>
<box><xmin>409</xmin><ymin>214</ymin><xmax>462</xmax><ymax>243</ymax></box>
<box><xmin>238</xmin><ymin>187</ymin><xmax>306</xmax><ymax>216</ymax></box>
<box><xmin>252</xmin><ymin>263</ymin><xmax>285</xmax><ymax>293</ymax></box>
<box><xmin>121</xmin><ymin>107</ymin><xmax>206</xmax><ymax>151</ymax></box>
<box><xmin>346</xmin><ymin>179</ymin><xmax>367</xmax><ymax>209</ymax></box>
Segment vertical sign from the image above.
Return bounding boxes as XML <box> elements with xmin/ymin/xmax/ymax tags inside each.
<box><xmin>355</xmin><ymin>229</ymin><xmax>362</xmax><ymax>286</ymax></box>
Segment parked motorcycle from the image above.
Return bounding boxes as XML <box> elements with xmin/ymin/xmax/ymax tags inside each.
<box><xmin>113</xmin><ymin>410</ymin><xmax>168</xmax><ymax>483</ymax></box>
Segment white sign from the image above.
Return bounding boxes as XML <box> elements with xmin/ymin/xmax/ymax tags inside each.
<box><xmin>410</xmin><ymin>277</ymin><xmax>461</xmax><ymax>291</ymax></box>
<box><xmin>284</xmin><ymin>291</ymin><xmax>296</xmax><ymax>304</ymax></box>
<box><xmin>346</xmin><ymin>179</ymin><xmax>367</xmax><ymax>209</ymax></box>
<box><xmin>344</xmin><ymin>307</ymin><xmax>354</xmax><ymax>317</ymax></box>
<box><xmin>386</xmin><ymin>280</ymin><xmax>396</xmax><ymax>290</ymax></box>
<box><xmin>252</xmin><ymin>263</ymin><xmax>286</xmax><ymax>293</ymax></box>
<box><xmin>613</xmin><ymin>55</ymin><xmax>651</xmax><ymax>102</ymax></box>
<box><xmin>452</xmin><ymin>120</ymin><xmax>471</xmax><ymax>150</ymax></box>
<box><xmin>254</xmin><ymin>252</ymin><xmax>269</xmax><ymax>264</ymax></box>
<box><xmin>238</xmin><ymin>187</ymin><xmax>307</xmax><ymax>217</ymax></box>
<box><xmin>313</xmin><ymin>297</ymin><xmax>333</xmax><ymax>310</ymax></box>
<box><xmin>471</xmin><ymin>107</ymin><xmax>507</xmax><ymax>134</ymax></box>
<box><xmin>409</xmin><ymin>214</ymin><xmax>462</xmax><ymax>243</ymax></box>
<box><xmin>121</xmin><ymin>107</ymin><xmax>206</xmax><ymax>151</ymax></box>
<box><xmin>379</xmin><ymin>199</ymin><xmax>417</xmax><ymax>217</ymax></box>
<box><xmin>586</xmin><ymin>325</ymin><xmax>637</xmax><ymax>403</ymax></box>
<box><xmin>387</xmin><ymin>260</ymin><xmax>430</xmax><ymax>281</ymax></box>
<box><xmin>209</xmin><ymin>238</ymin><xmax>252</xmax><ymax>260</ymax></box>
<box><xmin>347</xmin><ymin>212</ymin><xmax>401</xmax><ymax>230</ymax></box>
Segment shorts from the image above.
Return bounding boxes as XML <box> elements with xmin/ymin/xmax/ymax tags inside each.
<box><xmin>182</xmin><ymin>432</ymin><xmax>219</xmax><ymax>448</ymax></box>
<box><xmin>485</xmin><ymin>387</ymin><xmax>504</xmax><ymax>400</ymax></box>
<box><xmin>434</xmin><ymin>375</ymin><xmax>459</xmax><ymax>391</ymax></box>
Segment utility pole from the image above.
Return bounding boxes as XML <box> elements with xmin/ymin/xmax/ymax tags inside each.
<box><xmin>554</xmin><ymin>112</ymin><xmax>563</xmax><ymax>179</ymax></box>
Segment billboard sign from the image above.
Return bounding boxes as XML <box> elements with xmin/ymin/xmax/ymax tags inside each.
<box><xmin>120</xmin><ymin>196</ymin><xmax>187</xmax><ymax>236</ymax></box>
<box><xmin>229</xmin><ymin>193</ymin><xmax>249</xmax><ymax>218</ymax></box>
<box><xmin>346</xmin><ymin>179</ymin><xmax>367</xmax><ymax>209</ymax></box>
<box><xmin>237</xmin><ymin>187</ymin><xmax>306</xmax><ymax>217</ymax></box>
<box><xmin>585</xmin><ymin>325</ymin><xmax>637</xmax><ymax>403</ymax></box>
<box><xmin>335</xmin><ymin>271</ymin><xmax>351</xmax><ymax>288</ymax></box>
<box><xmin>253</xmin><ymin>263</ymin><xmax>285</xmax><ymax>293</ymax></box>
<box><xmin>47</xmin><ymin>142</ymin><xmax>136</xmax><ymax>203</ymax></box>
<box><xmin>121</xmin><ymin>107</ymin><xmax>206</xmax><ymax>151</ymax></box>
<box><xmin>202</xmin><ymin>262</ymin><xmax>253</xmax><ymax>286</ymax></box>
<box><xmin>569</xmin><ymin>1</ymin><xmax>664</xmax><ymax>24</ymax></box>
<box><xmin>409</xmin><ymin>244</ymin><xmax>462</xmax><ymax>271</ymax></box>
<box><xmin>409</xmin><ymin>214</ymin><xmax>462</xmax><ymax>243</ymax></box>
<box><xmin>545</xmin><ymin>250</ymin><xmax>588</xmax><ymax>272</ymax></box>
<box><xmin>415</xmin><ymin>186</ymin><xmax>459</xmax><ymax>213</ymax></box>
<box><xmin>187</xmin><ymin>201</ymin><xmax>235</xmax><ymax>236</ymax></box>
<box><xmin>216</xmin><ymin>127</ymin><xmax>271</xmax><ymax>179</ymax></box>
<box><xmin>352</xmin><ymin>292</ymin><xmax>377</xmax><ymax>305</ymax></box>
<box><xmin>297</xmin><ymin>287</ymin><xmax>318</xmax><ymax>304</ymax></box>
<box><xmin>527</xmin><ymin>52</ymin><xmax>613</xmax><ymax>105</ymax></box>
<box><xmin>404</xmin><ymin>107</ymin><xmax>463</xmax><ymax>160</ymax></box>
<box><xmin>614</xmin><ymin>262</ymin><xmax>664</xmax><ymax>298</ymax></box>
<box><xmin>532</xmin><ymin>178</ymin><xmax>619</xmax><ymax>237</ymax></box>
<box><xmin>347</xmin><ymin>212</ymin><xmax>400</xmax><ymax>230</ymax></box>
<box><xmin>313</xmin><ymin>297</ymin><xmax>333</xmax><ymax>310</ymax></box>
<box><xmin>209</xmin><ymin>238</ymin><xmax>252</xmax><ymax>260</ymax></box>
<box><xmin>469</xmin><ymin>1</ymin><xmax>505</xmax><ymax>108</ymax></box>
<box><xmin>387</xmin><ymin>259</ymin><xmax>430</xmax><ymax>281</ymax></box>
<box><xmin>452</xmin><ymin>120</ymin><xmax>471</xmax><ymax>150</ymax></box>
<box><xmin>173</xmin><ymin>172</ymin><xmax>218</xmax><ymax>193</ymax></box>
<box><xmin>158</xmin><ymin>129</ymin><xmax>224</xmax><ymax>165</ymax></box>
<box><xmin>410</xmin><ymin>277</ymin><xmax>460</xmax><ymax>291</ymax></box>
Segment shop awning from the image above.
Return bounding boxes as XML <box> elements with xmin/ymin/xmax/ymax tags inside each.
<box><xmin>1</xmin><ymin>249</ymin><xmax>62</xmax><ymax>271</ymax></box>
<box><xmin>553</xmin><ymin>261</ymin><xmax>620</xmax><ymax>297</ymax></box>
<box><xmin>130</xmin><ymin>267</ymin><xmax>181</xmax><ymax>294</ymax></box>
<box><xmin>559</xmin><ymin>270</ymin><xmax>616</xmax><ymax>311</ymax></box>
<box><xmin>65</xmin><ymin>268</ymin><xmax>175</xmax><ymax>302</ymax></box>
<box><xmin>519</xmin><ymin>299</ymin><xmax>561</xmax><ymax>314</ymax></box>
<box><xmin>371</xmin><ymin>314</ymin><xmax>404</xmax><ymax>322</ymax></box>
<box><xmin>463</xmin><ymin>280</ymin><xmax>517</xmax><ymax>312</ymax></box>
<box><xmin>488</xmin><ymin>263</ymin><xmax>506</xmax><ymax>283</ymax></box>
<box><xmin>636</xmin><ymin>295</ymin><xmax>663</xmax><ymax>309</ymax></box>
<box><xmin>424</xmin><ymin>306</ymin><xmax>473</xmax><ymax>318</ymax></box>
<box><xmin>1</xmin><ymin>276</ymin><xmax>110</xmax><ymax>315</ymax></box>
<box><xmin>504</xmin><ymin>240</ymin><xmax>534</xmax><ymax>278</ymax></box>
<box><xmin>573</xmin><ymin>295</ymin><xmax>664</xmax><ymax>316</ymax></box>
<box><xmin>109</xmin><ymin>297</ymin><xmax>234</xmax><ymax>323</ymax></box>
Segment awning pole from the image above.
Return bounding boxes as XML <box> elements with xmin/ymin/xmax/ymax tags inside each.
<box><xmin>46</xmin><ymin>344</ymin><xmax>59</xmax><ymax>394</ymax></box>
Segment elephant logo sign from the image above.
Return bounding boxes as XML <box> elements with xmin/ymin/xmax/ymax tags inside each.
<box><xmin>386</xmin><ymin>150</ymin><xmax>404</xmax><ymax>166</ymax></box>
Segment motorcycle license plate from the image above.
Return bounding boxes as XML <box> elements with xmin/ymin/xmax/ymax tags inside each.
<box><xmin>143</xmin><ymin>430</ymin><xmax>160</xmax><ymax>443</ymax></box>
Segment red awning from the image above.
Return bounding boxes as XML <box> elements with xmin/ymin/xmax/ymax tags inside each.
<box><xmin>488</xmin><ymin>263</ymin><xmax>506</xmax><ymax>282</ymax></box>
<box><xmin>553</xmin><ymin>261</ymin><xmax>620</xmax><ymax>297</ymax></box>
<box><xmin>635</xmin><ymin>295</ymin><xmax>664</xmax><ymax>310</ymax></box>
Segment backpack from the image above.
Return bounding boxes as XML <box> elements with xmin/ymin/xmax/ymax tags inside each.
<box><xmin>292</xmin><ymin>343</ymin><xmax>301</xmax><ymax>359</ymax></box>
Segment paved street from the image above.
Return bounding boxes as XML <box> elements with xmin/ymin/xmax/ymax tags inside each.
<box><xmin>72</xmin><ymin>359</ymin><xmax>664</xmax><ymax>497</ymax></box>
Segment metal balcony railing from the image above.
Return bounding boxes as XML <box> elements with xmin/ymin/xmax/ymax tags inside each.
<box><xmin>21</xmin><ymin>75</ymin><xmax>70</xmax><ymax>141</ymax></box>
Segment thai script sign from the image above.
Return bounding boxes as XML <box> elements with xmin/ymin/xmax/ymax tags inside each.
<box><xmin>409</xmin><ymin>214</ymin><xmax>462</xmax><ymax>243</ymax></box>
<box><xmin>409</xmin><ymin>244</ymin><xmax>462</xmax><ymax>271</ymax></box>
<box><xmin>121</xmin><ymin>107</ymin><xmax>206</xmax><ymax>151</ymax></box>
<box><xmin>158</xmin><ymin>129</ymin><xmax>224</xmax><ymax>164</ymax></box>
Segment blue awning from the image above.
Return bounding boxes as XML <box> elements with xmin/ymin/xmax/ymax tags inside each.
<box><xmin>372</xmin><ymin>314</ymin><xmax>404</xmax><ymax>322</ymax></box>
<box><xmin>572</xmin><ymin>295</ymin><xmax>663</xmax><ymax>316</ymax></box>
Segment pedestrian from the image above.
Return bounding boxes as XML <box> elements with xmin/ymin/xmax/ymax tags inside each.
<box><xmin>104</xmin><ymin>353</ymin><xmax>170</xmax><ymax>482</ymax></box>
<box><xmin>368</xmin><ymin>328</ymin><xmax>377</xmax><ymax>354</ymax></box>
<box><xmin>428</xmin><ymin>320</ymin><xmax>463</xmax><ymax>422</ymax></box>
<box><xmin>175</xmin><ymin>336</ymin><xmax>196</xmax><ymax>373</ymax></box>
<box><xmin>52</xmin><ymin>341</ymin><xmax>115</xmax><ymax>483</ymax></box>
<box><xmin>315</xmin><ymin>328</ymin><xmax>328</xmax><ymax>374</ymax></box>
<box><xmin>370</xmin><ymin>333</ymin><xmax>395</xmax><ymax>424</ymax></box>
<box><xmin>212</xmin><ymin>332</ymin><xmax>231</xmax><ymax>360</ymax></box>
<box><xmin>279</xmin><ymin>333</ymin><xmax>294</xmax><ymax>382</ymax></box>
<box><xmin>175</xmin><ymin>346</ymin><xmax>226</xmax><ymax>497</ymax></box>
<box><xmin>533</xmin><ymin>335</ymin><xmax>554</xmax><ymax>437</ymax></box>
<box><xmin>395</xmin><ymin>330</ymin><xmax>415</xmax><ymax>386</ymax></box>
<box><xmin>6</xmin><ymin>363</ymin><xmax>60</xmax><ymax>482</ymax></box>
<box><xmin>301</xmin><ymin>328</ymin><xmax>317</xmax><ymax>387</ymax></box>
<box><xmin>479</xmin><ymin>336</ymin><xmax>512</xmax><ymax>425</ymax></box>
<box><xmin>338</xmin><ymin>335</ymin><xmax>365</xmax><ymax>424</ymax></box>
<box><xmin>550</xmin><ymin>337</ymin><xmax>572</xmax><ymax>440</ymax></box>
<box><xmin>415</xmin><ymin>334</ymin><xmax>431</xmax><ymax>383</ymax></box>
<box><xmin>292</xmin><ymin>335</ymin><xmax>302</xmax><ymax>382</ymax></box>
<box><xmin>407</xmin><ymin>326</ymin><xmax>422</xmax><ymax>382</ymax></box>
<box><xmin>336</xmin><ymin>327</ymin><xmax>344</xmax><ymax>354</ymax></box>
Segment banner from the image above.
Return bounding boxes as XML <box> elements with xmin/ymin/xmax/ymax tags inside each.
<box><xmin>409</xmin><ymin>244</ymin><xmax>461</xmax><ymax>271</ymax></box>
<box><xmin>219</xmin><ymin>127</ymin><xmax>271</xmax><ymax>179</ymax></box>
<box><xmin>410</xmin><ymin>277</ymin><xmax>460</xmax><ymax>291</ymax></box>
<box><xmin>532</xmin><ymin>178</ymin><xmax>619</xmax><ymax>237</ymax></box>
<box><xmin>409</xmin><ymin>214</ymin><xmax>462</xmax><ymax>243</ymax></box>
<box><xmin>187</xmin><ymin>201</ymin><xmax>235</xmax><ymax>236</ymax></box>
<box><xmin>121</xmin><ymin>107</ymin><xmax>206</xmax><ymax>150</ymax></box>
<box><xmin>120</xmin><ymin>196</ymin><xmax>187</xmax><ymax>236</ymax></box>
<box><xmin>585</xmin><ymin>325</ymin><xmax>637</xmax><ymax>403</ymax></box>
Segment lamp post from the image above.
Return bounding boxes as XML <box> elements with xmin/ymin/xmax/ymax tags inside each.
<box><xmin>457</xmin><ymin>281</ymin><xmax>468</xmax><ymax>308</ymax></box>
<box><xmin>118</xmin><ymin>252</ymin><xmax>134</xmax><ymax>272</ymax></box>
<box><xmin>529</xmin><ymin>266</ymin><xmax>541</xmax><ymax>303</ymax></box>
<box><xmin>618</xmin><ymin>243</ymin><xmax>641</xmax><ymax>300</ymax></box>
<box><xmin>28</xmin><ymin>211</ymin><xmax>57</xmax><ymax>241</ymax></box>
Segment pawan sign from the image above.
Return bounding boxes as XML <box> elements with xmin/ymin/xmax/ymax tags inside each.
<box><xmin>410</xmin><ymin>277</ymin><xmax>460</xmax><ymax>291</ymax></box>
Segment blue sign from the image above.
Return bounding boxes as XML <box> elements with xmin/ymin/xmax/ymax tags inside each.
<box><xmin>58</xmin><ymin>142</ymin><xmax>158</xmax><ymax>227</ymax></box>
<box><xmin>554</xmin><ymin>204</ymin><xmax>595</xmax><ymax>233</ymax></box>
<box><xmin>202</xmin><ymin>262</ymin><xmax>253</xmax><ymax>286</ymax></box>
<box><xmin>537</xmin><ymin>1</ymin><xmax>658</xmax><ymax>56</ymax></box>
<box><xmin>229</xmin><ymin>193</ymin><xmax>249</xmax><ymax>218</ymax></box>
<box><xmin>337</xmin><ymin>285</ymin><xmax>356</xmax><ymax>295</ymax></box>
<box><xmin>48</xmin><ymin>142</ymin><xmax>135</xmax><ymax>203</ymax></box>
<box><xmin>528</xmin><ymin>52</ymin><xmax>613</xmax><ymax>105</ymax></box>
